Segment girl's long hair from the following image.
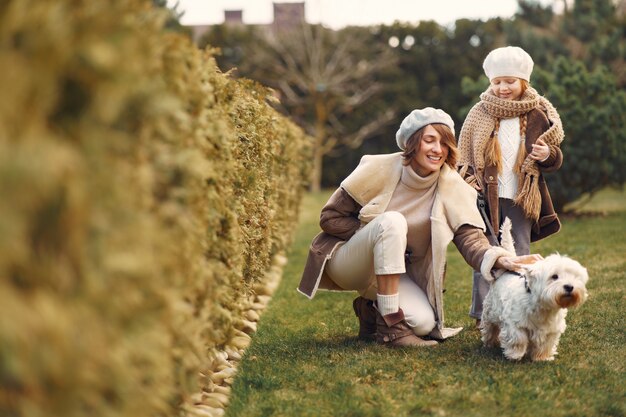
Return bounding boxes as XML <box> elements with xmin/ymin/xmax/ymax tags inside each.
<box><xmin>485</xmin><ymin>79</ymin><xmax>530</xmax><ymax>172</ymax></box>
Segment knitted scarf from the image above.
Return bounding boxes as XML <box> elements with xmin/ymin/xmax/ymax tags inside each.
<box><xmin>457</xmin><ymin>87</ymin><xmax>564</xmax><ymax>221</ymax></box>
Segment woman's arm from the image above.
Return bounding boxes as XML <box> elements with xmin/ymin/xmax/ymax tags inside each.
<box><xmin>452</xmin><ymin>225</ymin><xmax>494</xmax><ymax>271</ymax></box>
<box><xmin>452</xmin><ymin>225</ymin><xmax>542</xmax><ymax>279</ymax></box>
<box><xmin>319</xmin><ymin>188</ymin><xmax>362</xmax><ymax>240</ymax></box>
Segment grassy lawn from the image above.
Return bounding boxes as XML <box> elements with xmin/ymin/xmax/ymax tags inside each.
<box><xmin>225</xmin><ymin>188</ymin><xmax>626</xmax><ymax>417</ymax></box>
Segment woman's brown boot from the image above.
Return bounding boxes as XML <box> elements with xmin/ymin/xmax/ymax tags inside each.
<box><xmin>352</xmin><ymin>296</ymin><xmax>377</xmax><ymax>341</ymax></box>
<box><xmin>375</xmin><ymin>308</ymin><xmax>438</xmax><ymax>347</ymax></box>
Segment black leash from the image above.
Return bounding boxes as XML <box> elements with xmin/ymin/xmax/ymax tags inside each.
<box><xmin>477</xmin><ymin>192</ymin><xmax>498</xmax><ymax>238</ymax></box>
<box><xmin>508</xmin><ymin>270</ymin><xmax>532</xmax><ymax>294</ymax></box>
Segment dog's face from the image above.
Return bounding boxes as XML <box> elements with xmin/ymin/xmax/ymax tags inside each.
<box><xmin>525</xmin><ymin>254</ymin><xmax>589</xmax><ymax>309</ymax></box>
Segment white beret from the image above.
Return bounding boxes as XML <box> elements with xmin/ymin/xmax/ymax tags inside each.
<box><xmin>483</xmin><ymin>46</ymin><xmax>534</xmax><ymax>81</ymax></box>
<box><xmin>395</xmin><ymin>107</ymin><xmax>455</xmax><ymax>150</ymax></box>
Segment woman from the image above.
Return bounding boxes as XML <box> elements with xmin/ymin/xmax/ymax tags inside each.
<box><xmin>298</xmin><ymin>108</ymin><xmax>539</xmax><ymax>347</ymax></box>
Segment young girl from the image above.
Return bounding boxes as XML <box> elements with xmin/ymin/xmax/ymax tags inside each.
<box><xmin>457</xmin><ymin>46</ymin><xmax>565</xmax><ymax>326</ymax></box>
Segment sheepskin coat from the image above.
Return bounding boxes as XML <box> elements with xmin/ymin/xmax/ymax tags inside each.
<box><xmin>458</xmin><ymin>105</ymin><xmax>562</xmax><ymax>241</ymax></box>
<box><xmin>298</xmin><ymin>153</ymin><xmax>510</xmax><ymax>339</ymax></box>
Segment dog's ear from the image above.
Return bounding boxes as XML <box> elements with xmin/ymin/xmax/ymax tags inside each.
<box><xmin>575</xmin><ymin>264</ymin><xmax>589</xmax><ymax>284</ymax></box>
<box><xmin>567</xmin><ymin>257</ymin><xmax>590</xmax><ymax>285</ymax></box>
<box><xmin>520</xmin><ymin>261</ymin><xmax>542</xmax><ymax>281</ymax></box>
<box><xmin>519</xmin><ymin>264</ymin><xmax>533</xmax><ymax>277</ymax></box>
<box><xmin>514</xmin><ymin>254</ymin><xmax>544</xmax><ymax>277</ymax></box>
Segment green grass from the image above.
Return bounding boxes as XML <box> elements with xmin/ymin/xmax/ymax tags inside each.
<box><xmin>564</xmin><ymin>187</ymin><xmax>626</xmax><ymax>214</ymax></box>
<box><xmin>225</xmin><ymin>189</ymin><xmax>626</xmax><ymax>417</ymax></box>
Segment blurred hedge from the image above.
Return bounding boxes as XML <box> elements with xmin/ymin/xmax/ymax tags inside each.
<box><xmin>0</xmin><ymin>1</ymin><xmax>312</xmax><ymax>416</ymax></box>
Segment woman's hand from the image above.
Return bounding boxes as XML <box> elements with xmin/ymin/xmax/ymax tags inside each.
<box><xmin>495</xmin><ymin>254</ymin><xmax>543</xmax><ymax>272</ymax></box>
<box><xmin>530</xmin><ymin>139</ymin><xmax>550</xmax><ymax>162</ymax></box>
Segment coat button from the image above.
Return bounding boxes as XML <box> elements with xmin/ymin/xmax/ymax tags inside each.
<box><xmin>488</xmin><ymin>175</ymin><xmax>494</xmax><ymax>180</ymax></box>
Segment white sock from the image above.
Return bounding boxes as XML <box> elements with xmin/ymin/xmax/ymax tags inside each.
<box><xmin>377</xmin><ymin>293</ymin><xmax>399</xmax><ymax>316</ymax></box>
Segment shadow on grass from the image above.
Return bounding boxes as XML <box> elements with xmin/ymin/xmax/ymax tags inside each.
<box><xmin>247</xmin><ymin>323</ymin><xmax>513</xmax><ymax>367</ymax></box>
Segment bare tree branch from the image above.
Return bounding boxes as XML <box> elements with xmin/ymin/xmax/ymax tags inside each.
<box><xmin>343</xmin><ymin>108</ymin><xmax>397</xmax><ymax>149</ymax></box>
<box><xmin>248</xmin><ymin>24</ymin><xmax>398</xmax><ymax>190</ymax></box>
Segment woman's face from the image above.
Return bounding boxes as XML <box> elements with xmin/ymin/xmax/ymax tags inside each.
<box><xmin>490</xmin><ymin>76</ymin><xmax>523</xmax><ymax>100</ymax></box>
<box><xmin>410</xmin><ymin>124</ymin><xmax>449</xmax><ymax>177</ymax></box>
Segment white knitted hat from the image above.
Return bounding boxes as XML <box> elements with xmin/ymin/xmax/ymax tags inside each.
<box><xmin>396</xmin><ymin>107</ymin><xmax>455</xmax><ymax>150</ymax></box>
<box><xmin>483</xmin><ymin>46</ymin><xmax>534</xmax><ymax>81</ymax></box>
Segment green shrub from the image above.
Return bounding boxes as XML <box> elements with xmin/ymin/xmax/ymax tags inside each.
<box><xmin>0</xmin><ymin>1</ymin><xmax>312</xmax><ymax>416</ymax></box>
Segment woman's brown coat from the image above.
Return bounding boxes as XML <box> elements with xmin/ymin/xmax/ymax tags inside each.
<box><xmin>298</xmin><ymin>155</ymin><xmax>512</xmax><ymax>339</ymax></box>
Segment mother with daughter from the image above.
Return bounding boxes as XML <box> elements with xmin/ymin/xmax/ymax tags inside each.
<box><xmin>298</xmin><ymin>46</ymin><xmax>563</xmax><ymax>348</ymax></box>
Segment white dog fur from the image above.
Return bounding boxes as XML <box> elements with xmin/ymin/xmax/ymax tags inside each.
<box><xmin>480</xmin><ymin>218</ymin><xmax>589</xmax><ymax>361</ymax></box>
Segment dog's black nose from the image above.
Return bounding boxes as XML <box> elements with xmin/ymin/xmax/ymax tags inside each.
<box><xmin>564</xmin><ymin>284</ymin><xmax>574</xmax><ymax>293</ymax></box>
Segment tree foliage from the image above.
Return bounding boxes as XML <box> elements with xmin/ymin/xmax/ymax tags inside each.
<box><xmin>504</xmin><ymin>0</ymin><xmax>626</xmax><ymax>211</ymax></box>
<box><xmin>153</xmin><ymin>0</ymin><xmax>190</xmax><ymax>34</ymax></box>
<box><xmin>200</xmin><ymin>23</ymin><xmax>260</xmax><ymax>72</ymax></box>
<box><xmin>203</xmin><ymin>0</ymin><xmax>626</xmax><ymax>208</ymax></box>
<box><xmin>205</xmin><ymin>24</ymin><xmax>397</xmax><ymax>191</ymax></box>
<box><xmin>533</xmin><ymin>58</ymin><xmax>626</xmax><ymax>211</ymax></box>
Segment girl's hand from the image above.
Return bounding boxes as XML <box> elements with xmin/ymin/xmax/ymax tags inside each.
<box><xmin>530</xmin><ymin>139</ymin><xmax>550</xmax><ymax>162</ymax></box>
<box><xmin>495</xmin><ymin>254</ymin><xmax>543</xmax><ymax>273</ymax></box>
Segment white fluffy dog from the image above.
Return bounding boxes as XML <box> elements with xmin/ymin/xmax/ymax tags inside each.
<box><xmin>480</xmin><ymin>219</ymin><xmax>589</xmax><ymax>361</ymax></box>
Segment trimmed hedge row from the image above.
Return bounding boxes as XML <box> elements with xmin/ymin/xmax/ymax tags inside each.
<box><xmin>0</xmin><ymin>1</ymin><xmax>312</xmax><ymax>416</ymax></box>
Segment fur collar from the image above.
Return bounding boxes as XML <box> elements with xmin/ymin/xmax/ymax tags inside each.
<box><xmin>341</xmin><ymin>152</ymin><xmax>483</xmax><ymax>231</ymax></box>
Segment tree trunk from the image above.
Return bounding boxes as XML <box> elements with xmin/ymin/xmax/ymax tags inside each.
<box><xmin>309</xmin><ymin>95</ymin><xmax>327</xmax><ymax>192</ymax></box>
<box><xmin>310</xmin><ymin>143</ymin><xmax>323</xmax><ymax>192</ymax></box>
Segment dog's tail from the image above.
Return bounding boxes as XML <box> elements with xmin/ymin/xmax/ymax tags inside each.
<box><xmin>500</xmin><ymin>217</ymin><xmax>515</xmax><ymax>254</ymax></box>
<box><xmin>480</xmin><ymin>218</ymin><xmax>519</xmax><ymax>283</ymax></box>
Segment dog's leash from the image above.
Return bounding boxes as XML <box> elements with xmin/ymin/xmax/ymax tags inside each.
<box><xmin>509</xmin><ymin>271</ymin><xmax>531</xmax><ymax>294</ymax></box>
<box><xmin>477</xmin><ymin>192</ymin><xmax>498</xmax><ymax>239</ymax></box>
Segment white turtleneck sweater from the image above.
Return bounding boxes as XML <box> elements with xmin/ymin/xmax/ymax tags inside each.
<box><xmin>497</xmin><ymin>117</ymin><xmax>521</xmax><ymax>199</ymax></box>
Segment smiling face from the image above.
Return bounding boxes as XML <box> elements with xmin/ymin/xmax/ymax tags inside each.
<box><xmin>490</xmin><ymin>76</ymin><xmax>524</xmax><ymax>100</ymax></box>
<box><xmin>409</xmin><ymin>124</ymin><xmax>449</xmax><ymax>177</ymax></box>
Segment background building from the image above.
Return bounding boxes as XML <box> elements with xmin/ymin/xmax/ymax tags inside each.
<box><xmin>189</xmin><ymin>2</ymin><xmax>305</xmax><ymax>43</ymax></box>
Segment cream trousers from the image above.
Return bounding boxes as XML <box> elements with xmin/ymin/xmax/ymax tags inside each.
<box><xmin>325</xmin><ymin>211</ymin><xmax>436</xmax><ymax>336</ymax></box>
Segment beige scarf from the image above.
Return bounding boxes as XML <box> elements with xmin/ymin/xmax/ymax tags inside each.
<box><xmin>458</xmin><ymin>87</ymin><xmax>564</xmax><ymax>220</ymax></box>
